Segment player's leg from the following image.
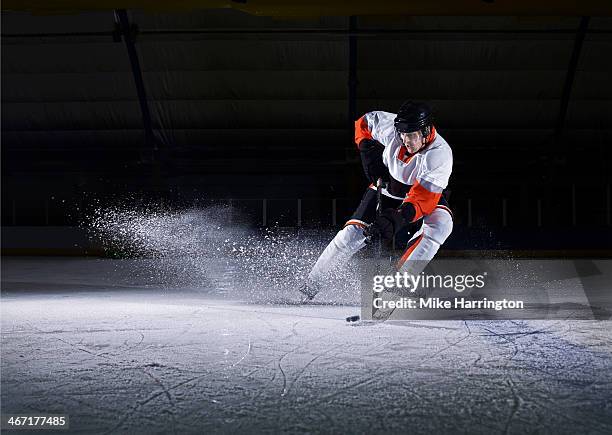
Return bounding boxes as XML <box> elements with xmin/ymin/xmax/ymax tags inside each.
<box><xmin>371</xmin><ymin>205</ymin><xmax>452</xmax><ymax>319</ymax></box>
<box><xmin>307</xmin><ymin>224</ymin><xmax>366</xmax><ymax>283</ymax></box>
<box><xmin>397</xmin><ymin>205</ymin><xmax>453</xmax><ymax>275</ymax></box>
<box><xmin>307</xmin><ymin>189</ymin><xmax>378</xmax><ymax>283</ymax></box>
<box><xmin>299</xmin><ymin>188</ymin><xmax>378</xmax><ymax>300</ymax></box>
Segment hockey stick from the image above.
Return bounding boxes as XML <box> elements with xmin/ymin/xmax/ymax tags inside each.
<box><xmin>347</xmin><ymin>178</ymin><xmax>385</xmax><ymax>323</ymax></box>
<box><xmin>372</xmin><ymin>177</ymin><xmax>384</xmax><ymax>319</ymax></box>
<box><xmin>362</xmin><ymin>178</ymin><xmax>402</xmax><ymax>323</ymax></box>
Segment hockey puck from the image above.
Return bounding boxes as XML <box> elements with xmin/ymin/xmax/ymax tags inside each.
<box><xmin>346</xmin><ymin>315</ymin><xmax>360</xmax><ymax>322</ymax></box>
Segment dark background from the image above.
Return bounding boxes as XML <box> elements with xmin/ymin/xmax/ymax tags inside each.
<box><xmin>2</xmin><ymin>9</ymin><xmax>611</xmax><ymax>252</ymax></box>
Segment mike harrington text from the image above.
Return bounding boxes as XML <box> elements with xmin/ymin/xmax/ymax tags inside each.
<box><xmin>373</xmin><ymin>297</ymin><xmax>524</xmax><ymax>311</ymax></box>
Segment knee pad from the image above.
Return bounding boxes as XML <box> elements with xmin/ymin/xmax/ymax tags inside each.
<box><xmin>423</xmin><ymin>209</ymin><xmax>453</xmax><ymax>245</ymax></box>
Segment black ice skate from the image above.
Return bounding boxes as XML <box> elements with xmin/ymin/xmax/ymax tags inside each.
<box><xmin>297</xmin><ymin>280</ymin><xmax>320</xmax><ymax>303</ymax></box>
<box><xmin>371</xmin><ymin>289</ymin><xmax>397</xmax><ymax>321</ymax></box>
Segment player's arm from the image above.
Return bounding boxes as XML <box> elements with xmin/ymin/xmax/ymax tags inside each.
<box><xmin>363</xmin><ymin>179</ymin><xmax>444</xmax><ymax>243</ymax></box>
<box><xmin>398</xmin><ymin>180</ymin><xmax>443</xmax><ymax>222</ymax></box>
<box><xmin>365</xmin><ymin>148</ymin><xmax>452</xmax><ymax>242</ymax></box>
<box><xmin>354</xmin><ymin>112</ymin><xmax>389</xmax><ymax>184</ymax></box>
<box><xmin>365</xmin><ymin>179</ymin><xmax>445</xmax><ymax>242</ymax></box>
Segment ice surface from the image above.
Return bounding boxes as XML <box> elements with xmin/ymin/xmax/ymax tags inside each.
<box><xmin>2</xmin><ymin>257</ymin><xmax>612</xmax><ymax>434</ymax></box>
<box><xmin>2</xmin><ymin>207</ymin><xmax>611</xmax><ymax>433</ymax></box>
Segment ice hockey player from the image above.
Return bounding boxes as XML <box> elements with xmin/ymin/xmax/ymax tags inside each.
<box><xmin>299</xmin><ymin>101</ymin><xmax>453</xmax><ymax>303</ymax></box>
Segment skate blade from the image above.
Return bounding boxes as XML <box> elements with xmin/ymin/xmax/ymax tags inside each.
<box><xmin>371</xmin><ymin>308</ymin><xmax>396</xmax><ymax>322</ymax></box>
<box><xmin>348</xmin><ymin>319</ymin><xmax>384</xmax><ymax>327</ymax></box>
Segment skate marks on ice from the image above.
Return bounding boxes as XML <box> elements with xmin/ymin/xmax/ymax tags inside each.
<box><xmin>2</xmin><ymin>292</ymin><xmax>612</xmax><ymax>434</ymax></box>
<box><xmin>87</xmin><ymin>205</ymin><xmax>361</xmax><ymax>305</ymax></box>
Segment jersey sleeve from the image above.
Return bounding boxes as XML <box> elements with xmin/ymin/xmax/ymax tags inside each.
<box><xmin>354</xmin><ymin>115</ymin><xmax>373</xmax><ymax>148</ymax></box>
<box><xmin>360</xmin><ymin>111</ymin><xmax>397</xmax><ymax>148</ymax></box>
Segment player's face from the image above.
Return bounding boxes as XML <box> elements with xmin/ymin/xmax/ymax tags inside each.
<box><xmin>399</xmin><ymin>130</ymin><xmax>424</xmax><ymax>154</ymax></box>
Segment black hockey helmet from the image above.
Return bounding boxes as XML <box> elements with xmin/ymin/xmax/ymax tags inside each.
<box><xmin>394</xmin><ymin>101</ymin><xmax>434</xmax><ymax>135</ymax></box>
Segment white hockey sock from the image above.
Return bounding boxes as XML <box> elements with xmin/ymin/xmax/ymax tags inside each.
<box><xmin>308</xmin><ymin>224</ymin><xmax>366</xmax><ymax>283</ymax></box>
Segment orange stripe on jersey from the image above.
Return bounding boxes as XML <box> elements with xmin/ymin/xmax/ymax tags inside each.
<box><xmin>403</xmin><ymin>181</ymin><xmax>442</xmax><ymax>222</ymax></box>
<box><xmin>344</xmin><ymin>219</ymin><xmax>368</xmax><ymax>229</ymax></box>
<box><xmin>354</xmin><ymin>115</ymin><xmax>373</xmax><ymax>148</ymax></box>
<box><xmin>397</xmin><ymin>234</ymin><xmax>423</xmax><ymax>268</ymax></box>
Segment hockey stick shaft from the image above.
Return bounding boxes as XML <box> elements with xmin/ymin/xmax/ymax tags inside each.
<box><xmin>372</xmin><ymin>178</ymin><xmax>384</xmax><ymax>318</ymax></box>
<box><xmin>375</xmin><ymin>177</ymin><xmax>383</xmax><ymax>257</ymax></box>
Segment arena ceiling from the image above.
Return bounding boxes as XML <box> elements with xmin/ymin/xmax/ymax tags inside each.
<box><xmin>3</xmin><ymin>0</ymin><xmax>612</xmax><ymax>16</ymax></box>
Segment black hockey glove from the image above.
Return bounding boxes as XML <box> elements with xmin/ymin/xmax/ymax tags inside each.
<box><xmin>359</xmin><ymin>139</ymin><xmax>389</xmax><ymax>184</ymax></box>
<box><xmin>363</xmin><ymin>208</ymin><xmax>405</xmax><ymax>244</ymax></box>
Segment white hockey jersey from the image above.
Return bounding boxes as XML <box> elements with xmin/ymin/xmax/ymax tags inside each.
<box><xmin>360</xmin><ymin>110</ymin><xmax>453</xmax><ymax>199</ymax></box>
